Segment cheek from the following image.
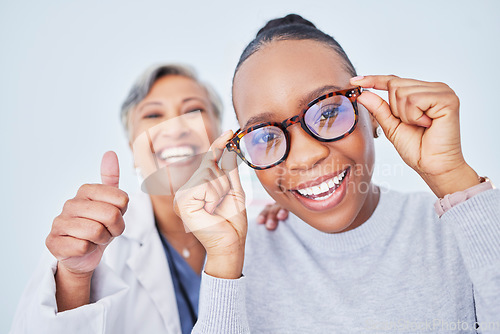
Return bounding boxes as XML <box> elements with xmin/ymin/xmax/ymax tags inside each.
<box><xmin>255</xmin><ymin>169</ymin><xmax>282</xmax><ymax>194</ymax></box>
<box><xmin>201</xmin><ymin>113</ymin><xmax>220</xmax><ymax>144</ymax></box>
<box><xmin>348</xmin><ymin>111</ymin><xmax>375</xmax><ymax>178</ymax></box>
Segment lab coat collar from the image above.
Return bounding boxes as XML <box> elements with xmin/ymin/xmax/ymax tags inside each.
<box><xmin>122</xmin><ymin>189</ymin><xmax>156</xmax><ymax>244</ymax></box>
<box><xmin>122</xmin><ymin>189</ymin><xmax>182</xmax><ymax>333</ymax></box>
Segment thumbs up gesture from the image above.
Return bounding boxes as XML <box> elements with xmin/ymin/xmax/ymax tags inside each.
<box><xmin>46</xmin><ymin>151</ymin><xmax>129</xmax><ymax>278</ymax></box>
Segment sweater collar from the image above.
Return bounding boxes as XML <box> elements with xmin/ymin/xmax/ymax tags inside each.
<box><xmin>287</xmin><ymin>187</ymin><xmax>404</xmax><ymax>254</ymax></box>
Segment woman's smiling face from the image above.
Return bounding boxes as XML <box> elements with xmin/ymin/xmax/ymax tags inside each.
<box><xmin>233</xmin><ymin>40</ymin><xmax>378</xmax><ymax>233</ymax></box>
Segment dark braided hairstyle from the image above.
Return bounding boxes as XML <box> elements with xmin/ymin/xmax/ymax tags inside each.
<box><xmin>234</xmin><ymin>14</ymin><xmax>356</xmax><ymax>78</ymax></box>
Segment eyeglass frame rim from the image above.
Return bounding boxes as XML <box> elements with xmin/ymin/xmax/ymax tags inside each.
<box><xmin>226</xmin><ymin>86</ymin><xmax>363</xmax><ymax>170</ymax></box>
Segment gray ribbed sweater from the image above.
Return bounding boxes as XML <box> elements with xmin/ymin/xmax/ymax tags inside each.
<box><xmin>194</xmin><ymin>188</ymin><xmax>500</xmax><ymax>333</ymax></box>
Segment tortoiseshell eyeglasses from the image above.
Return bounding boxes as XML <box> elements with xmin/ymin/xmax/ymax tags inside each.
<box><xmin>226</xmin><ymin>86</ymin><xmax>362</xmax><ymax>170</ymax></box>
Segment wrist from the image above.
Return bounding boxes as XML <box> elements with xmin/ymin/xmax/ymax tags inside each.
<box><xmin>421</xmin><ymin>163</ymin><xmax>480</xmax><ymax>198</ymax></box>
<box><xmin>205</xmin><ymin>251</ymin><xmax>245</xmax><ymax>279</ymax></box>
<box><xmin>55</xmin><ymin>263</ymin><xmax>93</xmax><ymax>311</ymax></box>
<box><xmin>56</xmin><ymin>263</ymin><xmax>94</xmax><ymax>285</ymax></box>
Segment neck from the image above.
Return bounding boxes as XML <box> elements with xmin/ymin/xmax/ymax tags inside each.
<box><xmin>150</xmin><ymin>194</ymin><xmax>206</xmax><ymax>274</ymax></box>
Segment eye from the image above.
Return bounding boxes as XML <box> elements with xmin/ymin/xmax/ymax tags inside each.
<box><xmin>250</xmin><ymin>128</ymin><xmax>283</xmax><ymax>145</ymax></box>
<box><xmin>143</xmin><ymin>113</ymin><xmax>162</xmax><ymax>119</ymax></box>
<box><xmin>314</xmin><ymin>104</ymin><xmax>341</xmax><ymax>124</ymax></box>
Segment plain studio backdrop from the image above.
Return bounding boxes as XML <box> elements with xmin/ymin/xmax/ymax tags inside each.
<box><xmin>1</xmin><ymin>0</ymin><xmax>499</xmax><ymax>331</ymax></box>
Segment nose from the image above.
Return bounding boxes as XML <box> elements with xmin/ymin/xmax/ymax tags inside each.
<box><xmin>156</xmin><ymin>114</ymin><xmax>190</xmax><ymax>140</ymax></box>
<box><xmin>284</xmin><ymin>125</ymin><xmax>329</xmax><ymax>171</ymax></box>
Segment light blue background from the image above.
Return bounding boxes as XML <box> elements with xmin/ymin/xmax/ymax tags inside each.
<box><xmin>1</xmin><ymin>0</ymin><xmax>499</xmax><ymax>331</ymax></box>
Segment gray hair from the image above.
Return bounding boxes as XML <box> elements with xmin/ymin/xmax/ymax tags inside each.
<box><xmin>120</xmin><ymin>63</ymin><xmax>223</xmax><ymax>137</ymax></box>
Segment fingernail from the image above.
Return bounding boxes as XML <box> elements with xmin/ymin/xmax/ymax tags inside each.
<box><xmin>266</xmin><ymin>219</ymin><xmax>275</xmax><ymax>227</ymax></box>
<box><xmin>257</xmin><ymin>215</ymin><xmax>265</xmax><ymax>223</ymax></box>
<box><xmin>350</xmin><ymin>75</ymin><xmax>365</xmax><ymax>82</ymax></box>
<box><xmin>219</xmin><ymin>130</ymin><xmax>232</xmax><ymax>138</ymax></box>
<box><xmin>277</xmin><ymin>209</ymin><xmax>287</xmax><ymax>219</ymax></box>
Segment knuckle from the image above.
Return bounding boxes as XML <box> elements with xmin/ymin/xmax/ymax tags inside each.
<box><xmin>105</xmin><ymin>206</ymin><xmax>122</xmax><ymax>225</ymax></box>
<box><xmin>119</xmin><ymin>191</ymin><xmax>130</xmax><ymax>208</ymax></box>
<box><xmin>92</xmin><ymin>224</ymin><xmax>108</xmax><ymax>243</ymax></box>
<box><xmin>387</xmin><ymin>79</ymin><xmax>398</xmax><ymax>90</ymax></box>
<box><xmin>45</xmin><ymin>234</ymin><xmax>54</xmax><ymax>250</ymax></box>
<box><xmin>62</xmin><ymin>199</ymin><xmax>75</xmax><ymax>213</ymax></box>
<box><xmin>78</xmin><ymin>183</ymin><xmax>93</xmax><ymax>196</ymax></box>
<box><xmin>77</xmin><ymin>239</ymin><xmax>93</xmax><ymax>254</ymax></box>
<box><xmin>116</xmin><ymin>219</ymin><xmax>125</xmax><ymax>236</ymax></box>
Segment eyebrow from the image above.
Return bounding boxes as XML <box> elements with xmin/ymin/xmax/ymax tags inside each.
<box><xmin>137</xmin><ymin>101</ymin><xmax>163</xmax><ymax>113</ymax></box>
<box><xmin>243</xmin><ymin>112</ymin><xmax>275</xmax><ymax>129</ymax></box>
<box><xmin>242</xmin><ymin>84</ymin><xmax>344</xmax><ymax>129</ymax></box>
<box><xmin>137</xmin><ymin>96</ymin><xmax>208</xmax><ymax>114</ymax></box>
<box><xmin>299</xmin><ymin>84</ymin><xmax>343</xmax><ymax>106</ymax></box>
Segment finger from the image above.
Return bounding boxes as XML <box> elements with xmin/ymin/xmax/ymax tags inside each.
<box><xmin>350</xmin><ymin>75</ymin><xmax>425</xmax><ymax>91</ymax></box>
<box><xmin>220</xmin><ymin>148</ymin><xmax>244</xmax><ymax>194</ymax></box>
<box><xmin>357</xmin><ymin>91</ymin><xmax>401</xmax><ymax>142</ymax></box>
<box><xmin>265</xmin><ymin>218</ymin><xmax>277</xmax><ymax>230</ymax></box>
<box><xmin>406</xmin><ymin>91</ymin><xmax>457</xmax><ymax>121</ymax></box>
<box><xmin>207</xmin><ymin>168</ymin><xmax>230</xmax><ymax>200</ymax></box>
<box><xmin>46</xmin><ymin>234</ymin><xmax>98</xmax><ymax>260</ymax></box>
<box><xmin>202</xmin><ymin>181</ymin><xmax>226</xmax><ymax>214</ymax></box>
<box><xmin>203</xmin><ymin>130</ymin><xmax>234</xmax><ymax>165</ymax></box>
<box><xmin>53</xmin><ymin>216</ymin><xmax>113</xmax><ymax>245</ymax></box>
<box><xmin>277</xmin><ymin>208</ymin><xmax>288</xmax><ymax>221</ymax></box>
<box><xmin>63</xmin><ymin>199</ymin><xmax>125</xmax><ymax>237</ymax></box>
<box><xmin>76</xmin><ymin>184</ymin><xmax>129</xmax><ymax>214</ymax></box>
<box><xmin>101</xmin><ymin>151</ymin><xmax>120</xmax><ymax>188</ymax></box>
<box><xmin>257</xmin><ymin>205</ymin><xmax>271</xmax><ymax>224</ymax></box>
<box><xmin>265</xmin><ymin>204</ymin><xmax>282</xmax><ymax>220</ymax></box>
<box><xmin>394</xmin><ymin>86</ymin><xmax>435</xmax><ymax>127</ymax></box>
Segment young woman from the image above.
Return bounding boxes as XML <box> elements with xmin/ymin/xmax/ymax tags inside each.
<box><xmin>10</xmin><ymin>64</ymin><xmax>286</xmax><ymax>334</ymax></box>
<box><xmin>175</xmin><ymin>15</ymin><xmax>500</xmax><ymax>333</ymax></box>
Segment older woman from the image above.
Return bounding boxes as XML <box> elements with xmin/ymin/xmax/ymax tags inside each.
<box><xmin>11</xmin><ymin>64</ymin><xmax>286</xmax><ymax>334</ymax></box>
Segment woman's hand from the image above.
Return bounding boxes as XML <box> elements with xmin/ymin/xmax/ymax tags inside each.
<box><xmin>174</xmin><ymin>131</ymin><xmax>247</xmax><ymax>279</ymax></box>
<box><xmin>351</xmin><ymin>75</ymin><xmax>480</xmax><ymax>198</ymax></box>
<box><xmin>257</xmin><ymin>203</ymin><xmax>289</xmax><ymax>230</ymax></box>
<box><xmin>46</xmin><ymin>151</ymin><xmax>129</xmax><ymax>310</ymax></box>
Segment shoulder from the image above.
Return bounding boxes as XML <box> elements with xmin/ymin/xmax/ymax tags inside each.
<box><xmin>378</xmin><ymin>187</ymin><xmax>456</xmax><ymax>250</ymax></box>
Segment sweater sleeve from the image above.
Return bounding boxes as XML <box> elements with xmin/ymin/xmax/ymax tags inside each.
<box><xmin>192</xmin><ymin>272</ymin><xmax>249</xmax><ymax>334</ymax></box>
<box><xmin>10</xmin><ymin>251</ymin><xmax>129</xmax><ymax>334</ymax></box>
<box><xmin>440</xmin><ymin>188</ymin><xmax>500</xmax><ymax>333</ymax></box>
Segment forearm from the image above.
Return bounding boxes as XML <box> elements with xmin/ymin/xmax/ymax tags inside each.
<box><xmin>55</xmin><ymin>263</ymin><xmax>92</xmax><ymax>311</ymax></box>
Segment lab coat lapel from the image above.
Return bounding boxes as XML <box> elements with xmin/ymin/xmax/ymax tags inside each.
<box><xmin>124</xmin><ymin>190</ymin><xmax>182</xmax><ymax>334</ymax></box>
<box><xmin>127</xmin><ymin>226</ymin><xmax>181</xmax><ymax>333</ymax></box>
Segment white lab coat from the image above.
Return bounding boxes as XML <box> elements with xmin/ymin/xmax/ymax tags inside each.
<box><xmin>10</xmin><ymin>190</ymin><xmax>183</xmax><ymax>334</ymax></box>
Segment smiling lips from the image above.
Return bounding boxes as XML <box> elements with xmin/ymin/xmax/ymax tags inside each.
<box><xmin>294</xmin><ymin>169</ymin><xmax>347</xmax><ymax>200</ymax></box>
<box><xmin>289</xmin><ymin>167</ymin><xmax>350</xmax><ymax>211</ymax></box>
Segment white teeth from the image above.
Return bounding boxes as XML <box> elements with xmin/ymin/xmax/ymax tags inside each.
<box><xmin>159</xmin><ymin>146</ymin><xmax>194</xmax><ymax>161</ymax></box>
<box><xmin>295</xmin><ymin>169</ymin><xmax>349</xmax><ymax>198</ymax></box>
<box><xmin>312</xmin><ymin>186</ymin><xmax>322</xmax><ymax>195</ymax></box>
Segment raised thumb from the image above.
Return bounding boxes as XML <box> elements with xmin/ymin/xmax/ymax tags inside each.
<box><xmin>101</xmin><ymin>151</ymin><xmax>120</xmax><ymax>188</ymax></box>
